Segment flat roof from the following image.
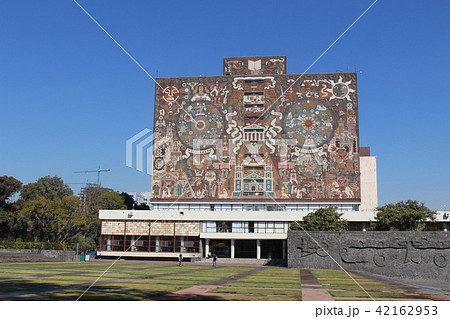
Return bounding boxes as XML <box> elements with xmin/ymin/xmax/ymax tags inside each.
<box><xmin>99</xmin><ymin>210</ymin><xmax>450</xmax><ymax>222</ymax></box>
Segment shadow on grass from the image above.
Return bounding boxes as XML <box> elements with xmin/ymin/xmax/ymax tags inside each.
<box><xmin>0</xmin><ymin>278</ymin><xmax>178</xmax><ymax>301</ymax></box>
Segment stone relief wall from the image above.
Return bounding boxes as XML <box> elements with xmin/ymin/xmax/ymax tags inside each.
<box><xmin>288</xmin><ymin>231</ymin><xmax>450</xmax><ymax>280</ymax></box>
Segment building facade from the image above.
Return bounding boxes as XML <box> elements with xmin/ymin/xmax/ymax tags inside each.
<box><xmin>98</xmin><ymin>56</ymin><xmax>385</xmax><ymax>260</ymax></box>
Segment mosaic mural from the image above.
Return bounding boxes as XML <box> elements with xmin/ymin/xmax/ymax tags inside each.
<box><xmin>224</xmin><ymin>56</ymin><xmax>286</xmax><ymax>75</ymax></box>
<box><xmin>152</xmin><ymin>57</ymin><xmax>360</xmax><ymax>202</ymax></box>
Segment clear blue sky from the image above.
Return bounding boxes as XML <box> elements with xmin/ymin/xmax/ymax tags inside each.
<box><xmin>1</xmin><ymin>0</ymin><xmax>449</xmax><ymax>210</ymax></box>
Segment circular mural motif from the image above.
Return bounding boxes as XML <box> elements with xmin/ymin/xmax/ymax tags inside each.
<box><xmin>177</xmin><ymin>101</ymin><xmax>224</xmax><ymax>149</ymax></box>
<box><xmin>284</xmin><ymin>99</ymin><xmax>334</xmax><ymax>149</ymax></box>
<box><xmin>332</xmin><ymin>83</ymin><xmax>349</xmax><ymax>98</ymax></box>
<box><xmin>153</xmin><ymin>157</ymin><xmax>165</xmax><ymax>171</ymax></box>
<box><xmin>299</xmin><ymin>158</ymin><xmax>321</xmax><ymax>177</ymax></box>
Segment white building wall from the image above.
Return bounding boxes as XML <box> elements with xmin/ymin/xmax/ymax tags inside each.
<box><xmin>360</xmin><ymin>156</ymin><xmax>378</xmax><ymax>211</ymax></box>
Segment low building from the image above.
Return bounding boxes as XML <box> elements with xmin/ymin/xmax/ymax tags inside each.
<box><xmin>97</xmin><ymin>207</ymin><xmax>449</xmax><ymax>259</ymax></box>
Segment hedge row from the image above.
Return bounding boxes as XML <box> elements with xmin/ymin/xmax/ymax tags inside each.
<box><xmin>0</xmin><ymin>241</ymin><xmax>66</xmax><ymax>250</ymax></box>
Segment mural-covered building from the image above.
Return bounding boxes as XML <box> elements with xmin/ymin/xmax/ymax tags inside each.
<box><xmin>151</xmin><ymin>56</ymin><xmax>361</xmax><ymax>203</ymax></box>
<box><xmin>98</xmin><ymin>56</ymin><xmax>380</xmax><ymax>261</ymax></box>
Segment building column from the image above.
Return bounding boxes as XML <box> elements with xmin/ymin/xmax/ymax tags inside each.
<box><xmin>231</xmin><ymin>240</ymin><xmax>235</xmax><ymax>259</ymax></box>
<box><xmin>205</xmin><ymin>239</ymin><xmax>210</xmax><ymax>258</ymax></box>
<box><xmin>256</xmin><ymin>239</ymin><xmax>261</xmax><ymax>259</ymax></box>
<box><xmin>282</xmin><ymin>240</ymin><xmax>286</xmax><ymax>260</ymax></box>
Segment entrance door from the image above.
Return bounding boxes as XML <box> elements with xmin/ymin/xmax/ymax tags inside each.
<box><xmin>235</xmin><ymin>240</ymin><xmax>257</xmax><ymax>258</ymax></box>
<box><xmin>209</xmin><ymin>240</ymin><xmax>231</xmax><ymax>258</ymax></box>
<box><xmin>261</xmin><ymin>240</ymin><xmax>284</xmax><ymax>259</ymax></box>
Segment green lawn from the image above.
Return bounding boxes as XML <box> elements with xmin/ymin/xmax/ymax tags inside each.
<box><xmin>311</xmin><ymin>269</ymin><xmax>419</xmax><ymax>300</ymax></box>
<box><xmin>0</xmin><ymin>262</ymin><xmax>431</xmax><ymax>301</ymax></box>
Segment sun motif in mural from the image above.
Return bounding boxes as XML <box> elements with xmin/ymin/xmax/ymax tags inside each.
<box><xmin>284</xmin><ymin>99</ymin><xmax>334</xmax><ymax>149</ymax></box>
<box><xmin>327</xmin><ymin>76</ymin><xmax>356</xmax><ymax>101</ymax></box>
<box><xmin>176</xmin><ymin>101</ymin><xmax>224</xmax><ymax>149</ymax></box>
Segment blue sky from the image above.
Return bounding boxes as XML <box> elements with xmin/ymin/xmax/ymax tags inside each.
<box><xmin>1</xmin><ymin>0</ymin><xmax>449</xmax><ymax>210</ymax></box>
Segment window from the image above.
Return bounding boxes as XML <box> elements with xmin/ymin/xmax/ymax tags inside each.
<box><xmin>248</xmin><ymin>221</ymin><xmax>255</xmax><ymax>233</ymax></box>
<box><xmin>244</xmin><ymin>80</ymin><xmax>264</xmax><ymax>85</ymax></box>
<box><xmin>232</xmin><ymin>221</ymin><xmax>247</xmax><ymax>233</ymax></box>
<box><xmin>255</xmin><ymin>222</ymin><xmax>285</xmax><ymax>233</ymax></box>
<box><xmin>101</xmin><ymin>235</ymin><xmax>124</xmax><ymax>251</ymax></box>
<box><xmin>125</xmin><ymin>235</ymin><xmax>149</xmax><ymax>252</ymax></box>
<box><xmin>243</xmin><ymin>166</ymin><xmax>264</xmax><ymax>170</ymax></box>
<box><xmin>150</xmin><ymin>236</ymin><xmax>174</xmax><ymax>252</ymax></box>
<box><xmin>175</xmin><ymin>236</ymin><xmax>200</xmax><ymax>253</ymax></box>
<box><xmin>206</xmin><ymin>221</ymin><xmax>217</xmax><ymax>232</ymax></box>
<box><xmin>216</xmin><ymin>221</ymin><xmax>232</xmax><ymax>232</ymax></box>
<box><xmin>244</xmin><ymin>91</ymin><xmax>264</xmax><ymax>95</ymax></box>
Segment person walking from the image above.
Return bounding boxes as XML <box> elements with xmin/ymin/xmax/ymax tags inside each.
<box><xmin>212</xmin><ymin>253</ymin><xmax>217</xmax><ymax>267</ymax></box>
<box><xmin>178</xmin><ymin>253</ymin><xmax>183</xmax><ymax>266</ymax></box>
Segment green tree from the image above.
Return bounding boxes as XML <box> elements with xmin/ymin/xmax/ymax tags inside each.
<box><xmin>20</xmin><ymin>176</ymin><xmax>72</xmax><ymax>202</ymax></box>
<box><xmin>119</xmin><ymin>192</ymin><xmax>150</xmax><ymax>210</ymax></box>
<box><xmin>372</xmin><ymin>200</ymin><xmax>436</xmax><ymax>231</ymax></box>
<box><xmin>0</xmin><ymin>176</ymin><xmax>23</xmax><ymax>240</ymax></box>
<box><xmin>96</xmin><ymin>191</ymin><xmax>127</xmax><ymax>210</ymax></box>
<box><xmin>290</xmin><ymin>207</ymin><xmax>348</xmax><ymax>231</ymax></box>
<box><xmin>19</xmin><ymin>195</ymin><xmax>82</xmax><ymax>242</ymax></box>
<box><xmin>0</xmin><ymin>176</ymin><xmax>22</xmax><ymax>209</ymax></box>
<box><xmin>77</xmin><ymin>188</ymin><xmax>127</xmax><ymax>241</ymax></box>
<box><xmin>120</xmin><ymin>192</ymin><xmax>136</xmax><ymax>210</ymax></box>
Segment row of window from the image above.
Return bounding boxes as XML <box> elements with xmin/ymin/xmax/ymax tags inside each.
<box><xmin>100</xmin><ymin>235</ymin><xmax>200</xmax><ymax>253</ymax></box>
<box><xmin>205</xmin><ymin>221</ymin><xmax>286</xmax><ymax>233</ymax></box>
<box><xmin>151</xmin><ymin>204</ymin><xmax>358</xmax><ymax>211</ymax></box>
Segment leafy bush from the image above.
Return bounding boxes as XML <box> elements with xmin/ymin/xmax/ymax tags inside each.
<box><xmin>0</xmin><ymin>241</ymin><xmax>66</xmax><ymax>250</ymax></box>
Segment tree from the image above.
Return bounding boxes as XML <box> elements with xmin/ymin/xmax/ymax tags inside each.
<box><xmin>119</xmin><ymin>192</ymin><xmax>150</xmax><ymax>210</ymax></box>
<box><xmin>120</xmin><ymin>192</ymin><xmax>136</xmax><ymax>210</ymax></box>
<box><xmin>290</xmin><ymin>207</ymin><xmax>348</xmax><ymax>231</ymax></box>
<box><xmin>20</xmin><ymin>176</ymin><xmax>72</xmax><ymax>202</ymax></box>
<box><xmin>372</xmin><ymin>200</ymin><xmax>436</xmax><ymax>231</ymax></box>
<box><xmin>95</xmin><ymin>191</ymin><xmax>127</xmax><ymax>210</ymax></box>
<box><xmin>0</xmin><ymin>176</ymin><xmax>22</xmax><ymax>209</ymax></box>
<box><xmin>19</xmin><ymin>195</ymin><xmax>82</xmax><ymax>242</ymax></box>
<box><xmin>77</xmin><ymin>188</ymin><xmax>127</xmax><ymax>240</ymax></box>
<box><xmin>0</xmin><ymin>176</ymin><xmax>23</xmax><ymax>240</ymax></box>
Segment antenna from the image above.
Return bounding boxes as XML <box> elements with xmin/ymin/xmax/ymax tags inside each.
<box><xmin>354</xmin><ymin>65</ymin><xmax>363</xmax><ymax>74</ymax></box>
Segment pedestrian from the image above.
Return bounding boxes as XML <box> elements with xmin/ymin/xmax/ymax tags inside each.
<box><xmin>212</xmin><ymin>253</ymin><xmax>217</xmax><ymax>267</ymax></box>
<box><xmin>178</xmin><ymin>253</ymin><xmax>183</xmax><ymax>266</ymax></box>
<box><xmin>38</xmin><ymin>243</ymin><xmax>44</xmax><ymax>254</ymax></box>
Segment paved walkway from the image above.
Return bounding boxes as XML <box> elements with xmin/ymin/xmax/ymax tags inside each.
<box><xmin>300</xmin><ymin>269</ymin><xmax>334</xmax><ymax>301</ymax></box>
<box><xmin>150</xmin><ymin>267</ymin><xmax>265</xmax><ymax>301</ymax></box>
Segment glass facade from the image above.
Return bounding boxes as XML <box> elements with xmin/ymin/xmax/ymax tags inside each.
<box><xmin>152</xmin><ymin>203</ymin><xmax>358</xmax><ymax>212</ymax></box>
<box><xmin>204</xmin><ymin>221</ymin><xmax>286</xmax><ymax>233</ymax></box>
<box><xmin>101</xmin><ymin>235</ymin><xmax>199</xmax><ymax>253</ymax></box>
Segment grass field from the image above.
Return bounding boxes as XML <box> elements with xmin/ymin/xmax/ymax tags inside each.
<box><xmin>0</xmin><ymin>261</ymin><xmax>435</xmax><ymax>301</ymax></box>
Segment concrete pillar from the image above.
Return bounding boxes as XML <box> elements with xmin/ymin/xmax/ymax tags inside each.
<box><xmin>256</xmin><ymin>239</ymin><xmax>261</xmax><ymax>259</ymax></box>
<box><xmin>282</xmin><ymin>240</ymin><xmax>286</xmax><ymax>260</ymax></box>
<box><xmin>231</xmin><ymin>239</ymin><xmax>235</xmax><ymax>259</ymax></box>
<box><xmin>205</xmin><ymin>239</ymin><xmax>210</xmax><ymax>258</ymax></box>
